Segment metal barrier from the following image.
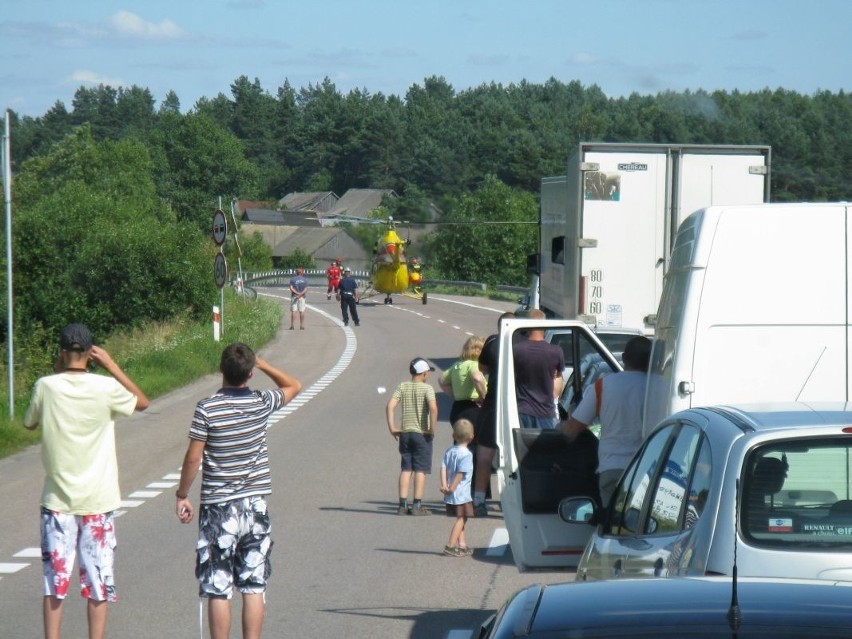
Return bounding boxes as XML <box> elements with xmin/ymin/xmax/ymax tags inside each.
<box><xmin>237</xmin><ymin>270</ymin><xmax>526</xmax><ymax>297</ymax></box>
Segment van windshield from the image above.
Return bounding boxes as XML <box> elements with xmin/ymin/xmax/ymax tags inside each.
<box><xmin>743</xmin><ymin>438</ymin><xmax>852</xmax><ymax>548</ymax></box>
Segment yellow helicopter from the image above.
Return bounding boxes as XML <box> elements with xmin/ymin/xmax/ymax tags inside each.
<box><xmin>358</xmin><ymin>216</ymin><xmax>427</xmax><ymax>305</ymax></box>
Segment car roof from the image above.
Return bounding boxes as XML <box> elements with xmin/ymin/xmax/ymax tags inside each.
<box><xmin>687</xmin><ymin>403</ymin><xmax>852</xmax><ymax>433</ymax></box>
<box><xmin>491</xmin><ymin>577</ymin><xmax>852</xmax><ymax>638</ymax></box>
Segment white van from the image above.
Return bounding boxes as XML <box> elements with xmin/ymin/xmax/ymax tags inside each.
<box><xmin>644</xmin><ymin>202</ymin><xmax>852</xmax><ymax>435</ymax></box>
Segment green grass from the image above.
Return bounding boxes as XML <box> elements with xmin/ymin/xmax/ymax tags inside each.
<box><xmin>0</xmin><ymin>290</ymin><xmax>283</xmax><ymax>459</ymax></box>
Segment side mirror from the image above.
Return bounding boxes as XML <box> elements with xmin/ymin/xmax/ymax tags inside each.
<box><xmin>558</xmin><ymin>496</ymin><xmax>598</xmax><ymax>525</ymax></box>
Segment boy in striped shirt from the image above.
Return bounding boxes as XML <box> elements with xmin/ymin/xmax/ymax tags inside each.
<box><xmin>175</xmin><ymin>343</ymin><xmax>301</xmax><ymax>639</ymax></box>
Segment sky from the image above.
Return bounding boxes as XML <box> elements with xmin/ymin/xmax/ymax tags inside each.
<box><xmin>2</xmin><ymin>0</ymin><xmax>850</xmax><ymax>118</ymax></box>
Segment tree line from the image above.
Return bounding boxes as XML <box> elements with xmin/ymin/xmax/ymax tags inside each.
<box><xmin>3</xmin><ymin>75</ymin><xmax>851</xmax><ymax>356</ymax></box>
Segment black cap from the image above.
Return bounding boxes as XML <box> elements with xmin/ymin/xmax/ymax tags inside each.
<box><xmin>60</xmin><ymin>323</ymin><xmax>93</xmax><ymax>352</ymax></box>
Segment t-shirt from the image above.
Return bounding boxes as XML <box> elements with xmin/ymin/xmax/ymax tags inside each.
<box><xmin>391</xmin><ymin>381</ymin><xmax>436</xmax><ymax>433</ymax></box>
<box><xmin>326</xmin><ymin>266</ymin><xmax>341</xmax><ymax>282</ymax></box>
<box><xmin>478</xmin><ymin>335</ymin><xmax>499</xmax><ymax>409</ymax></box>
<box><xmin>189</xmin><ymin>387</ymin><xmax>286</xmax><ymax>505</ymax></box>
<box><xmin>442</xmin><ymin>444</ymin><xmax>473</xmax><ymax>505</ymax></box>
<box><xmin>289</xmin><ymin>275</ymin><xmax>307</xmax><ymax>297</ymax></box>
<box><xmin>513</xmin><ymin>339</ymin><xmax>564</xmax><ymax>418</ymax></box>
<box><xmin>571</xmin><ymin>370</ymin><xmax>647</xmax><ymax>473</ymax></box>
<box><xmin>24</xmin><ymin>372</ymin><xmax>138</xmax><ymax>515</ymax></box>
<box><xmin>339</xmin><ymin>276</ymin><xmax>358</xmax><ymax>296</ymax></box>
<box><xmin>442</xmin><ymin>359</ymin><xmax>484</xmax><ymax>402</ymax></box>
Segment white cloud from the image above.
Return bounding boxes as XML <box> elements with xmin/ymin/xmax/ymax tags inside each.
<box><xmin>569</xmin><ymin>52</ymin><xmax>602</xmax><ymax>65</ymax></box>
<box><xmin>65</xmin><ymin>70</ymin><xmax>125</xmax><ymax>87</ymax></box>
<box><xmin>107</xmin><ymin>11</ymin><xmax>185</xmax><ymax>40</ymax></box>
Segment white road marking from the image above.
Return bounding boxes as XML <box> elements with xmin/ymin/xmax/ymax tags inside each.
<box><xmin>120</xmin><ymin>500</ymin><xmax>144</xmax><ymax>508</ymax></box>
<box><xmin>128</xmin><ymin>490</ymin><xmax>161</xmax><ymax>499</ymax></box>
<box><xmin>14</xmin><ymin>548</ymin><xmax>40</xmax><ymax>558</ymax></box>
<box><xmin>147</xmin><ymin>481</ymin><xmax>177</xmax><ymax>489</ymax></box>
<box><xmin>486</xmin><ymin>528</ymin><xmax>510</xmax><ymax>557</ymax></box>
<box><xmin>0</xmin><ymin>563</ymin><xmax>29</xmax><ymax>574</ymax></box>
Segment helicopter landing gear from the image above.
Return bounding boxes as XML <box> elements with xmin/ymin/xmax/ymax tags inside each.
<box><xmin>384</xmin><ymin>295</ymin><xmax>393</xmax><ymax>305</ymax></box>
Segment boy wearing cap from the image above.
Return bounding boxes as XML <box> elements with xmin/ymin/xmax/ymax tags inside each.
<box><xmin>336</xmin><ymin>268</ymin><xmax>360</xmax><ymax>326</ymax></box>
<box><xmin>386</xmin><ymin>357</ymin><xmax>438</xmax><ymax>515</ymax></box>
<box><xmin>24</xmin><ymin>323</ymin><xmax>150</xmax><ymax>639</ymax></box>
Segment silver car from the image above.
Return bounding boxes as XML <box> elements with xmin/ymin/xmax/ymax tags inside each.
<box><xmin>561</xmin><ymin>402</ymin><xmax>852</xmax><ymax>581</ymax></box>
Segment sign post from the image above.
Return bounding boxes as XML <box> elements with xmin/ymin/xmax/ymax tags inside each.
<box><xmin>212</xmin><ymin>208</ymin><xmax>228</xmax><ymax>339</ymax></box>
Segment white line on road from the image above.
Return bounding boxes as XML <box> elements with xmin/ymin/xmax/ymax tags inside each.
<box><xmin>0</xmin><ymin>563</ymin><xmax>29</xmax><ymax>574</ymax></box>
<box><xmin>486</xmin><ymin>528</ymin><xmax>510</xmax><ymax>557</ymax></box>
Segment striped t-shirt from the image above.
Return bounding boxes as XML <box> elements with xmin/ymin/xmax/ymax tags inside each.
<box><xmin>189</xmin><ymin>386</ymin><xmax>286</xmax><ymax>505</ymax></box>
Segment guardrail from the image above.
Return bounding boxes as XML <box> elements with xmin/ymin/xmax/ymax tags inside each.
<box><xmin>236</xmin><ymin>270</ymin><xmax>529</xmax><ymax>298</ymax></box>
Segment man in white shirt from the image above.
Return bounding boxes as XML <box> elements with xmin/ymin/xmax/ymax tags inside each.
<box><xmin>24</xmin><ymin>323</ymin><xmax>149</xmax><ymax>639</ymax></box>
<box><xmin>561</xmin><ymin>336</ymin><xmax>651</xmax><ymax>506</ymax></box>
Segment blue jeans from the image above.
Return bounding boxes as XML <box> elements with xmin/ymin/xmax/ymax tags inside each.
<box><xmin>519</xmin><ymin>413</ymin><xmax>558</xmax><ymax>429</ymax></box>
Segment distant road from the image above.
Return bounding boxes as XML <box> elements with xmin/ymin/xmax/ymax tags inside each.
<box><xmin>0</xmin><ymin>292</ymin><xmax>574</xmax><ymax>639</ymax></box>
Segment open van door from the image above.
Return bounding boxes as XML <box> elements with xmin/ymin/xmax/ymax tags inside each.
<box><xmin>496</xmin><ymin>318</ymin><xmax>622</xmax><ymax>571</ymax></box>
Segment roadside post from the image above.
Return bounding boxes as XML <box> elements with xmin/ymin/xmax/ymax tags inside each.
<box><xmin>212</xmin><ymin>208</ymin><xmax>227</xmax><ymax>338</ymax></box>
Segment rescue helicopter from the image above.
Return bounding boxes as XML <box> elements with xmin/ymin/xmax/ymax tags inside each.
<box><xmin>358</xmin><ymin>216</ymin><xmax>427</xmax><ymax>305</ymax></box>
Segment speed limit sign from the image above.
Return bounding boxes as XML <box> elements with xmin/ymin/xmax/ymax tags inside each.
<box><xmin>212</xmin><ymin>209</ymin><xmax>227</xmax><ymax>246</ymax></box>
<box><xmin>214</xmin><ymin>251</ymin><xmax>228</xmax><ymax>289</ymax></box>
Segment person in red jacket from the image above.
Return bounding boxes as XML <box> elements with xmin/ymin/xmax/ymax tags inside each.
<box><xmin>326</xmin><ymin>260</ymin><xmax>341</xmax><ymax>300</ymax></box>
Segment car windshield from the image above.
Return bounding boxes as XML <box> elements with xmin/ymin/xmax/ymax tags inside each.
<box><xmin>742</xmin><ymin>438</ymin><xmax>852</xmax><ymax>549</ymax></box>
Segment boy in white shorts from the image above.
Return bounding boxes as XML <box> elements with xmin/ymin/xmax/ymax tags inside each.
<box><xmin>24</xmin><ymin>323</ymin><xmax>149</xmax><ymax>639</ymax></box>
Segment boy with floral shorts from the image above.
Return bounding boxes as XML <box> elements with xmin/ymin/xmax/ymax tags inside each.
<box><xmin>24</xmin><ymin>323</ymin><xmax>149</xmax><ymax>639</ymax></box>
<box><xmin>175</xmin><ymin>343</ymin><xmax>301</xmax><ymax>639</ymax></box>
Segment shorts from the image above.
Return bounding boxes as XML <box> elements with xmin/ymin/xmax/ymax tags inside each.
<box><xmin>196</xmin><ymin>496</ymin><xmax>273</xmax><ymax>599</ymax></box>
<box><xmin>475</xmin><ymin>408</ymin><xmax>498</xmax><ymax>449</ymax></box>
<box><xmin>398</xmin><ymin>431</ymin><xmax>433</xmax><ymax>473</ymax></box>
<box><xmin>290</xmin><ymin>297</ymin><xmax>306</xmax><ymax>312</ymax></box>
<box><xmin>445</xmin><ymin>502</ymin><xmax>474</xmax><ymax>518</ymax></box>
<box><xmin>519</xmin><ymin>413</ymin><xmax>559</xmax><ymax>430</ymax></box>
<box><xmin>40</xmin><ymin>508</ymin><xmax>117</xmax><ymax>602</ymax></box>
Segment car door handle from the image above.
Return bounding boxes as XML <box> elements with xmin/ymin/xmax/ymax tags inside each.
<box><xmin>653</xmin><ymin>557</ymin><xmax>664</xmax><ymax>577</ymax></box>
<box><xmin>612</xmin><ymin>559</ymin><xmax>622</xmax><ymax>578</ymax></box>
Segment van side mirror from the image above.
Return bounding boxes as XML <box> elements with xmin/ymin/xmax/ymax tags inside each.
<box><xmin>558</xmin><ymin>496</ymin><xmax>598</xmax><ymax>525</ymax></box>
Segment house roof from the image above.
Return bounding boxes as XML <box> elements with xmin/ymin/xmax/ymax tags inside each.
<box><xmin>277</xmin><ymin>191</ymin><xmax>339</xmax><ymax>212</ymax></box>
<box><xmin>242</xmin><ymin>208</ymin><xmax>321</xmax><ymax>227</ymax></box>
<box><xmin>235</xmin><ymin>200</ymin><xmax>277</xmax><ymax>213</ymax></box>
<box><xmin>323</xmin><ymin>188</ymin><xmax>397</xmax><ymax>221</ymax></box>
<box><xmin>242</xmin><ymin>209</ymin><xmax>285</xmax><ymax>224</ymax></box>
<box><xmin>272</xmin><ymin>227</ymin><xmax>349</xmax><ymax>255</ymax></box>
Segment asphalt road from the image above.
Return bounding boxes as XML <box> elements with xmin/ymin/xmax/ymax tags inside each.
<box><xmin>0</xmin><ymin>291</ymin><xmax>575</xmax><ymax>638</ymax></box>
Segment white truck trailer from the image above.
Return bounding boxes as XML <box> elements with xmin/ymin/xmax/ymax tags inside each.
<box><xmin>538</xmin><ymin>143</ymin><xmax>771</xmax><ymax>331</ymax></box>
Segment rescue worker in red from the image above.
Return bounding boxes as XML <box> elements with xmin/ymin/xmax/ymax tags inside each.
<box><xmin>326</xmin><ymin>260</ymin><xmax>342</xmax><ymax>300</ymax></box>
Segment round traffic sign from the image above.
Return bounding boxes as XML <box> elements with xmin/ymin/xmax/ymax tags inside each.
<box><xmin>212</xmin><ymin>209</ymin><xmax>227</xmax><ymax>246</ymax></box>
<box><xmin>214</xmin><ymin>251</ymin><xmax>228</xmax><ymax>289</ymax></box>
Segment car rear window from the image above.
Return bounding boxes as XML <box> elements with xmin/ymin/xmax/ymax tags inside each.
<box><xmin>743</xmin><ymin>438</ymin><xmax>852</xmax><ymax>548</ymax></box>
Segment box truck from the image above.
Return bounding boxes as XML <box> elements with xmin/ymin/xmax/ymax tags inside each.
<box><xmin>644</xmin><ymin>202</ymin><xmax>852</xmax><ymax>433</ymax></box>
<box><xmin>538</xmin><ymin>143</ymin><xmax>771</xmax><ymax>330</ymax></box>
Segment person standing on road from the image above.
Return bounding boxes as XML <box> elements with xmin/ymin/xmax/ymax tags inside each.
<box><xmin>336</xmin><ymin>267</ymin><xmax>360</xmax><ymax>327</ymax></box>
<box><xmin>325</xmin><ymin>260</ymin><xmax>341</xmax><ymax>300</ymax></box>
<box><xmin>440</xmin><ymin>419</ymin><xmax>475</xmax><ymax>557</ymax></box>
<box><xmin>289</xmin><ymin>267</ymin><xmax>308</xmax><ymax>330</ymax></box>
<box><xmin>386</xmin><ymin>357</ymin><xmax>438</xmax><ymax>516</ymax></box>
<box><xmin>472</xmin><ymin>312</ymin><xmax>514</xmax><ymax>517</ymax></box>
<box><xmin>175</xmin><ymin>342</ymin><xmax>301</xmax><ymax>639</ymax></box>
<box><xmin>439</xmin><ymin>336</ymin><xmax>487</xmax><ymax>427</ymax></box>
<box><xmin>561</xmin><ymin>336</ymin><xmax>651</xmax><ymax>505</ymax></box>
<box><xmin>23</xmin><ymin>323</ymin><xmax>150</xmax><ymax>639</ymax></box>
<box><xmin>513</xmin><ymin>309</ymin><xmax>565</xmax><ymax>429</ymax></box>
